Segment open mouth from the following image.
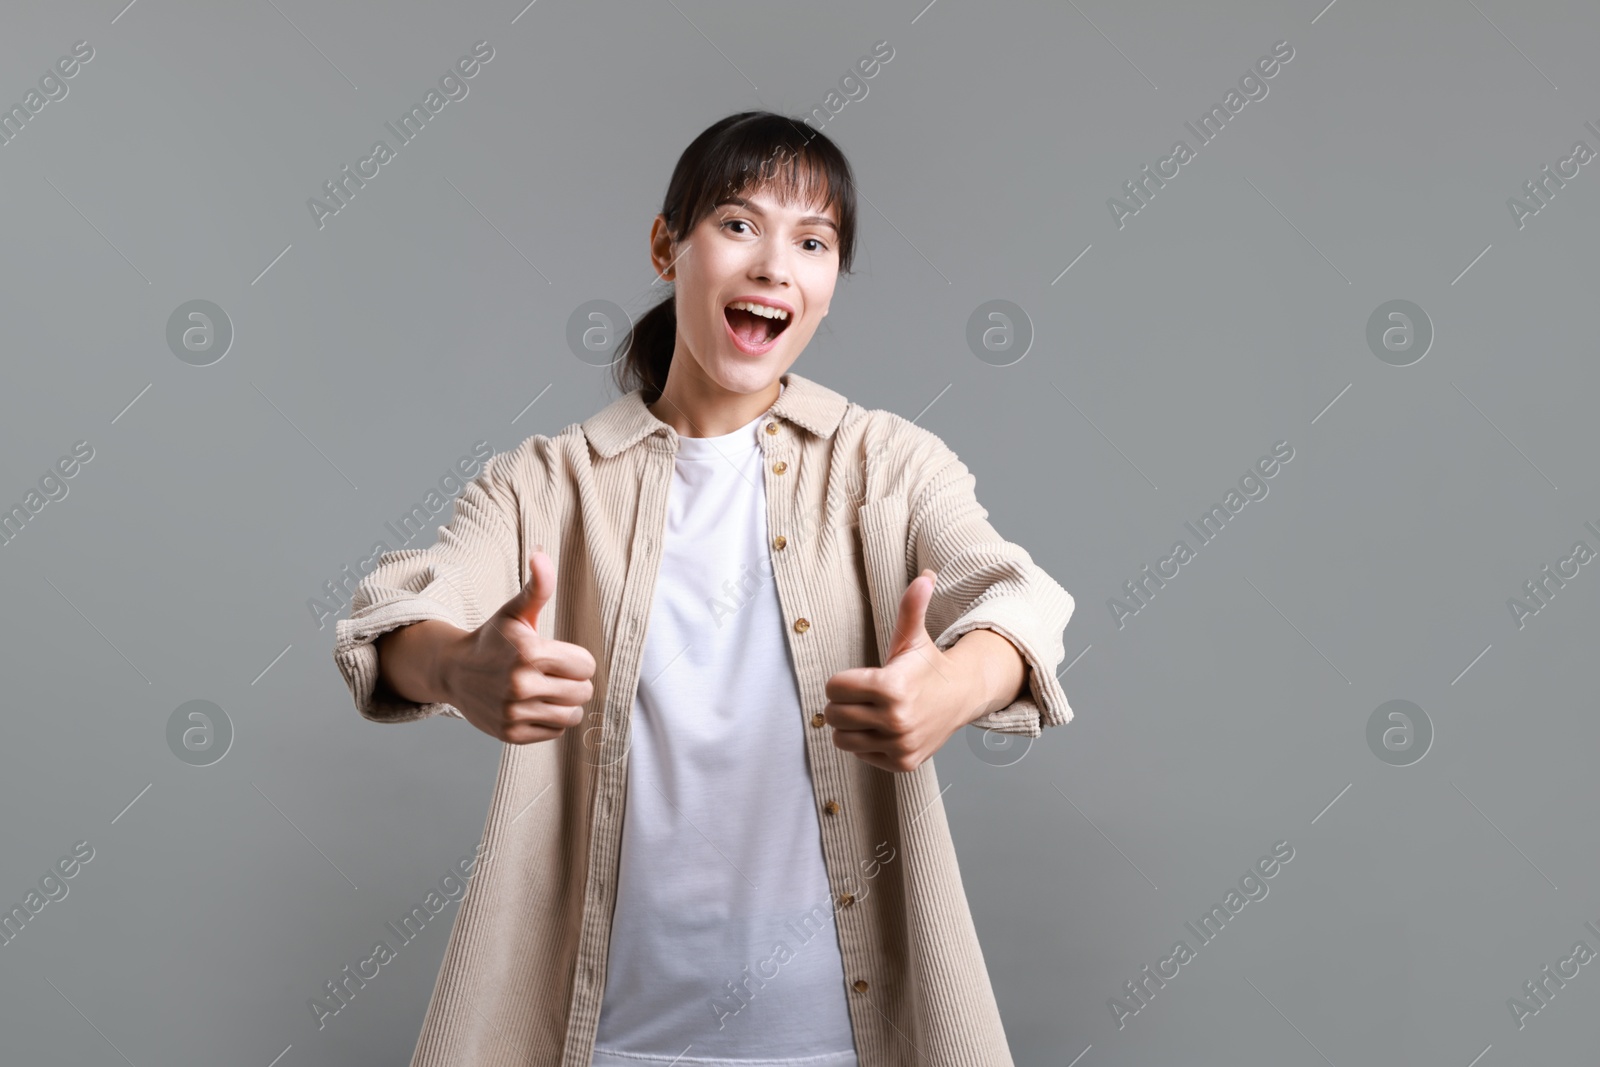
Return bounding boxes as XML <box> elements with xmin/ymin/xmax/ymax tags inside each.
<box><xmin>723</xmin><ymin>300</ymin><xmax>793</xmax><ymax>351</ymax></box>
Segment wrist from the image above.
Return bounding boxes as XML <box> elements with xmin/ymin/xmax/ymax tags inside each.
<box><xmin>429</xmin><ymin>622</ymin><xmax>470</xmax><ymax>707</ymax></box>
<box><xmin>944</xmin><ymin>628</ymin><xmax>1027</xmax><ymax>727</ymax></box>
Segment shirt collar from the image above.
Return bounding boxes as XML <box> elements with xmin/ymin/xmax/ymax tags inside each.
<box><xmin>581</xmin><ymin>370</ymin><xmax>850</xmax><ymax>459</ymax></box>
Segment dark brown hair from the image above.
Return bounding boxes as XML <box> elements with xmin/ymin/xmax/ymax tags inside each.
<box><xmin>611</xmin><ymin>111</ymin><xmax>859</xmax><ymax>403</ymax></box>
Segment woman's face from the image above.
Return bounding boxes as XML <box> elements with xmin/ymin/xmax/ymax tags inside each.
<box><xmin>651</xmin><ymin>183</ymin><xmax>841</xmax><ymax>395</ymax></box>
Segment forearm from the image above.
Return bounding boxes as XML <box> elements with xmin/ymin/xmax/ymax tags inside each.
<box><xmin>943</xmin><ymin>628</ymin><xmax>1028</xmax><ymax>726</ymax></box>
<box><xmin>375</xmin><ymin>619</ymin><xmax>468</xmax><ymax>707</ymax></box>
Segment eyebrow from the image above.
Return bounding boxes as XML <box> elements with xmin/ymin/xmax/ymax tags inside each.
<box><xmin>714</xmin><ymin>194</ymin><xmax>839</xmax><ymax>235</ymax></box>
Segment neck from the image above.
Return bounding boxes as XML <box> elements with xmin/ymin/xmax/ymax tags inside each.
<box><xmin>648</xmin><ymin>363</ymin><xmax>783</xmax><ymax>439</ymax></box>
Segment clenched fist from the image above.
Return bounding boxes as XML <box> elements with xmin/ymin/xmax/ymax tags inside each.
<box><xmin>824</xmin><ymin>568</ymin><xmax>976</xmax><ymax>774</ymax></box>
<box><xmin>443</xmin><ymin>546</ymin><xmax>597</xmax><ymax>744</ymax></box>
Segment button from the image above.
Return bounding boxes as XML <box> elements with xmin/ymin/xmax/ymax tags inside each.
<box><xmin>853</xmin><ymin>979</ymin><xmax>870</xmax><ymax>993</ymax></box>
<box><xmin>772</xmin><ymin>534</ymin><xmax>787</xmax><ymax>551</ymax></box>
<box><xmin>765</xmin><ymin>421</ymin><xmax>779</xmax><ymax>435</ymax></box>
<box><xmin>772</xmin><ymin>460</ymin><xmax>788</xmax><ymax>475</ymax></box>
<box><xmin>810</xmin><ymin>712</ymin><xmax>826</xmax><ymax>728</ymax></box>
<box><xmin>823</xmin><ymin>800</ymin><xmax>840</xmax><ymax>815</ymax></box>
<box><xmin>793</xmin><ymin>617</ymin><xmax>810</xmax><ymax>633</ymax></box>
<box><xmin>838</xmin><ymin>892</ymin><xmax>855</xmax><ymax>908</ymax></box>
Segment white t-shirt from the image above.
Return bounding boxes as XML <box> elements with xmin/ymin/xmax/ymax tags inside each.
<box><xmin>592</xmin><ymin>386</ymin><xmax>859</xmax><ymax>1067</ymax></box>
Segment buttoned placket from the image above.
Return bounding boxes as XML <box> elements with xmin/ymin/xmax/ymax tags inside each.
<box><xmin>564</xmin><ymin>433</ymin><xmax>677</xmax><ymax>1067</ymax></box>
<box><xmin>757</xmin><ymin>417</ymin><xmax>880</xmax><ymax>1036</ymax></box>
<box><xmin>567</xmin><ymin>419</ymin><xmax>879</xmax><ymax>1065</ymax></box>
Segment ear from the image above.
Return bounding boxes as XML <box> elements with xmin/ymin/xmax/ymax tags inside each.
<box><xmin>649</xmin><ymin>214</ymin><xmax>677</xmax><ymax>281</ymax></box>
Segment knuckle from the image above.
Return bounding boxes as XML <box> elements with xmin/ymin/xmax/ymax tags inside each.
<box><xmin>512</xmin><ymin>667</ymin><xmax>547</xmax><ymax>702</ymax></box>
<box><xmin>514</xmin><ymin>632</ymin><xmax>546</xmax><ymax>662</ymax></box>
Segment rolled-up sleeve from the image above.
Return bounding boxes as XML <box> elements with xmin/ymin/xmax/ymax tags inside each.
<box><xmin>332</xmin><ymin>448</ymin><xmax>525</xmax><ymax>724</ymax></box>
<box><xmin>901</xmin><ymin>428</ymin><xmax>1076</xmax><ymax>738</ymax></box>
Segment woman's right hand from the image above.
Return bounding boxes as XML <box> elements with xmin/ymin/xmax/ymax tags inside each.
<box><xmin>442</xmin><ymin>547</ymin><xmax>597</xmax><ymax>744</ymax></box>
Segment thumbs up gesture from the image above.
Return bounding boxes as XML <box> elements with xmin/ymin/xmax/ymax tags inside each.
<box><xmin>823</xmin><ymin>568</ymin><xmax>973</xmax><ymax>774</ymax></box>
<box><xmin>443</xmin><ymin>546</ymin><xmax>597</xmax><ymax>744</ymax></box>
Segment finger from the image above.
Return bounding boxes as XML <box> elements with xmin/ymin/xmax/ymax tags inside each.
<box><xmin>887</xmin><ymin>569</ymin><xmax>936</xmax><ymax>662</ymax></box>
<box><xmin>499</xmin><ymin>543</ymin><xmax>555</xmax><ymax>632</ymax></box>
<box><xmin>824</xmin><ymin>667</ymin><xmax>890</xmax><ymax>705</ymax></box>
<box><xmin>526</xmin><ymin>639</ymin><xmax>597</xmax><ymax>681</ymax></box>
<box><xmin>849</xmin><ymin>753</ymin><xmax>903</xmax><ymax>774</ymax></box>
<box><xmin>501</xmin><ymin>721</ymin><xmax>571</xmax><ymax>746</ymax></box>
<box><xmin>506</xmin><ymin>699</ymin><xmax>586</xmax><ymax>729</ymax></box>
<box><xmin>824</xmin><ymin>701</ymin><xmax>893</xmax><ymax>733</ymax></box>
<box><xmin>827</xmin><ymin>725</ymin><xmax>895</xmax><ymax>754</ymax></box>
<box><xmin>513</xmin><ymin>672</ymin><xmax>591</xmax><ymax>707</ymax></box>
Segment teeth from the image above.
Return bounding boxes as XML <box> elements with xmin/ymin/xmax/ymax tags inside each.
<box><xmin>727</xmin><ymin>300</ymin><xmax>789</xmax><ymax>321</ymax></box>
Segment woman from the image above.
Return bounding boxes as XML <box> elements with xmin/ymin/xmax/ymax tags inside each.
<box><xmin>334</xmin><ymin>111</ymin><xmax>1075</xmax><ymax>1067</ymax></box>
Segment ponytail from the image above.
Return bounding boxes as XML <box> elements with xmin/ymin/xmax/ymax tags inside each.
<box><xmin>611</xmin><ymin>294</ymin><xmax>676</xmax><ymax>405</ymax></box>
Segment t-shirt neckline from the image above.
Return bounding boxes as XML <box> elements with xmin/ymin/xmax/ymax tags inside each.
<box><xmin>673</xmin><ymin>382</ymin><xmax>784</xmax><ymax>461</ymax></box>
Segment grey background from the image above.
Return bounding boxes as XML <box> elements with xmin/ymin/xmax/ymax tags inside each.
<box><xmin>2</xmin><ymin>0</ymin><xmax>1597</xmax><ymax>1064</ymax></box>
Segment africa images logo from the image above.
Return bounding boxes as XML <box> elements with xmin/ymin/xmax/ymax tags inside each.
<box><xmin>1108</xmin><ymin>39</ymin><xmax>1295</xmax><ymax>230</ymax></box>
<box><xmin>1108</xmin><ymin>442</ymin><xmax>1295</xmax><ymax>629</ymax></box>
<box><xmin>306</xmin><ymin>41</ymin><xmax>495</xmax><ymax>230</ymax></box>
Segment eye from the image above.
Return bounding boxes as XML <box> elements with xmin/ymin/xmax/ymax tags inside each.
<box><xmin>722</xmin><ymin>219</ymin><xmax>753</xmax><ymax>235</ymax></box>
<box><xmin>801</xmin><ymin>237</ymin><xmax>829</xmax><ymax>253</ymax></box>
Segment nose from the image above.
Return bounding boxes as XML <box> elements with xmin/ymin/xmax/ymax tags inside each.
<box><xmin>750</xmin><ymin>236</ymin><xmax>793</xmax><ymax>288</ymax></box>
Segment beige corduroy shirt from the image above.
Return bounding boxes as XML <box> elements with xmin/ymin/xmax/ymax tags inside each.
<box><xmin>332</xmin><ymin>370</ymin><xmax>1076</xmax><ymax>1066</ymax></box>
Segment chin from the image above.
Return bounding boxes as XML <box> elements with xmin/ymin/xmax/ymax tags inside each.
<box><xmin>709</xmin><ymin>361</ymin><xmax>782</xmax><ymax>393</ymax></box>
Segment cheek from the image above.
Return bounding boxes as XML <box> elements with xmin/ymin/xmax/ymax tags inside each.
<box><xmin>672</xmin><ymin>269</ymin><xmax>718</xmax><ymax>335</ymax></box>
<box><xmin>802</xmin><ymin>271</ymin><xmax>839</xmax><ymax>315</ymax></box>
<box><xmin>688</xmin><ymin>236</ymin><xmax>746</xmax><ymax>283</ymax></box>
<box><xmin>678</xmin><ymin>249</ymin><xmax>740</xmax><ymax>325</ymax></box>
<box><xmin>792</xmin><ymin>304</ymin><xmax>828</xmax><ymax>339</ymax></box>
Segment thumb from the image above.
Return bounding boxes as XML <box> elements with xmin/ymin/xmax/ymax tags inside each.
<box><xmin>886</xmin><ymin>568</ymin><xmax>936</xmax><ymax>662</ymax></box>
<box><xmin>499</xmin><ymin>542</ymin><xmax>555</xmax><ymax>634</ymax></box>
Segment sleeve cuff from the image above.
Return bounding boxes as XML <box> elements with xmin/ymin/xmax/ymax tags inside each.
<box><xmin>932</xmin><ymin>592</ymin><xmax>1074</xmax><ymax>738</ymax></box>
<box><xmin>333</xmin><ymin>598</ymin><xmax>469</xmax><ymax>724</ymax></box>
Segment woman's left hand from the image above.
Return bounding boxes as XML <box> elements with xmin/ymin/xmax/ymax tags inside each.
<box><xmin>824</xmin><ymin>569</ymin><xmax>978</xmax><ymax>774</ymax></box>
